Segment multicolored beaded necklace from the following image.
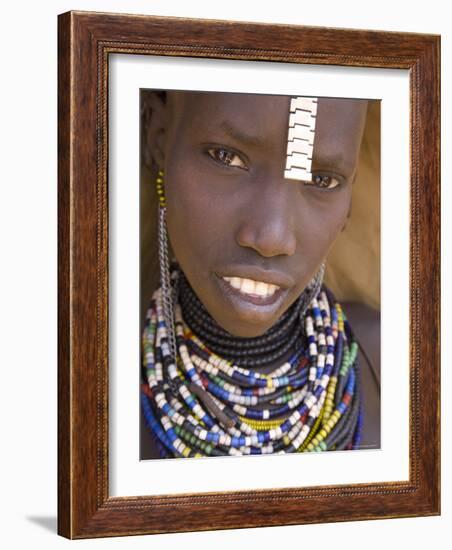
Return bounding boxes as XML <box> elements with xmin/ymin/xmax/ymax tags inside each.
<box><xmin>141</xmin><ymin>263</ymin><xmax>363</xmax><ymax>458</ymax></box>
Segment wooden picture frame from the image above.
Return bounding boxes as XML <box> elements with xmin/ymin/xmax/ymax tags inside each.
<box><xmin>58</xmin><ymin>10</ymin><xmax>440</xmax><ymax>538</ymax></box>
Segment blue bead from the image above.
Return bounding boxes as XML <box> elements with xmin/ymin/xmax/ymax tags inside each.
<box><xmin>281</xmin><ymin>420</ymin><xmax>291</xmax><ymax>432</ymax></box>
<box><xmin>204</xmin><ymin>416</ymin><xmax>215</xmax><ymax>429</ymax></box>
<box><xmin>167</xmin><ymin>428</ymin><xmax>177</xmax><ymax>442</ymax></box>
<box><xmin>346</xmin><ymin>369</ymin><xmax>355</xmax><ymax>392</ymax></box>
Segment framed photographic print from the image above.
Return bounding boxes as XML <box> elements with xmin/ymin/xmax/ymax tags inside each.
<box><xmin>58</xmin><ymin>10</ymin><xmax>440</xmax><ymax>538</ymax></box>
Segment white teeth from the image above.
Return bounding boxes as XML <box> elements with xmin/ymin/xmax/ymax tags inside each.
<box><xmin>241</xmin><ymin>279</ymin><xmax>255</xmax><ymax>294</ymax></box>
<box><xmin>255</xmin><ymin>281</ymin><xmax>270</xmax><ymax>296</ymax></box>
<box><xmin>228</xmin><ymin>277</ymin><xmax>242</xmax><ymax>290</ymax></box>
<box><xmin>222</xmin><ymin>276</ymin><xmax>280</xmax><ymax>297</ymax></box>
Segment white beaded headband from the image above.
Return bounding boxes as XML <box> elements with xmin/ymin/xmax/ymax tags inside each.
<box><xmin>284</xmin><ymin>96</ymin><xmax>318</xmax><ymax>181</ymax></box>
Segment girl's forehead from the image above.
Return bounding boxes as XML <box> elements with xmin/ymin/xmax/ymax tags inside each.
<box><xmin>170</xmin><ymin>91</ymin><xmax>368</xmax><ymax>177</ymax></box>
<box><xmin>174</xmin><ymin>91</ymin><xmax>291</xmax><ymax>120</ymax></box>
<box><xmin>174</xmin><ymin>91</ymin><xmax>364</xmax><ymax>121</ymax></box>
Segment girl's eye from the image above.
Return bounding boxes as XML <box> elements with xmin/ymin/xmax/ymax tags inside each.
<box><xmin>206</xmin><ymin>147</ymin><xmax>248</xmax><ymax>170</ymax></box>
<box><xmin>306</xmin><ymin>174</ymin><xmax>342</xmax><ymax>190</ymax></box>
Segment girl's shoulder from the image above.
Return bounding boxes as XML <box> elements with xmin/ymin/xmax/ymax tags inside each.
<box><xmin>342</xmin><ymin>300</ymin><xmax>381</xmax><ymax>450</ymax></box>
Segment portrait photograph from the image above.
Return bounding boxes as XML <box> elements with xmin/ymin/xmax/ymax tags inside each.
<box><xmin>138</xmin><ymin>89</ymin><xmax>381</xmax><ymax>461</ymax></box>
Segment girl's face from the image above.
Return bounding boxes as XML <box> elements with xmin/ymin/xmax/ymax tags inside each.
<box><xmin>154</xmin><ymin>92</ymin><xmax>367</xmax><ymax>338</ymax></box>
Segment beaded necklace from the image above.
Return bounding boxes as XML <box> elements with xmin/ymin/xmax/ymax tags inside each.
<box><xmin>141</xmin><ymin>264</ymin><xmax>363</xmax><ymax>458</ymax></box>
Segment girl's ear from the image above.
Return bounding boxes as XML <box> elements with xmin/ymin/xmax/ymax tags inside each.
<box><xmin>142</xmin><ymin>91</ymin><xmax>168</xmax><ymax>170</ymax></box>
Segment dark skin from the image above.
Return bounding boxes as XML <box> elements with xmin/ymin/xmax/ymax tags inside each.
<box><xmin>141</xmin><ymin>91</ymin><xmax>380</xmax><ymax>458</ymax></box>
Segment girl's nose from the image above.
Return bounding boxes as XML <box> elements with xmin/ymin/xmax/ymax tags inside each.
<box><xmin>235</xmin><ymin>181</ymin><xmax>297</xmax><ymax>258</ymax></box>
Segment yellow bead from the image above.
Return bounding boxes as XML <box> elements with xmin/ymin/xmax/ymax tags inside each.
<box><xmin>182</xmin><ymin>446</ymin><xmax>190</xmax><ymax>458</ymax></box>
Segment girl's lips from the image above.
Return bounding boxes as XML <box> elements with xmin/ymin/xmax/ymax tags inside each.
<box><xmin>214</xmin><ymin>272</ymin><xmax>289</xmax><ymax>313</ymax></box>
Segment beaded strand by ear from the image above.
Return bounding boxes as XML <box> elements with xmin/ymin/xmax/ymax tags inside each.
<box><xmin>155</xmin><ymin>168</ymin><xmax>179</xmax><ymax>395</ymax></box>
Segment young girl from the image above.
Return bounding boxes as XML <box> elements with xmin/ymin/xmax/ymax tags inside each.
<box><xmin>140</xmin><ymin>90</ymin><xmax>380</xmax><ymax>459</ymax></box>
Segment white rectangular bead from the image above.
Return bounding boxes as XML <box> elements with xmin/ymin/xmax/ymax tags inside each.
<box><xmin>288</xmin><ymin>124</ymin><xmax>315</xmax><ymax>144</ymax></box>
<box><xmin>291</xmin><ymin>97</ymin><xmax>318</xmax><ymax>114</ymax></box>
<box><xmin>289</xmin><ymin>109</ymin><xmax>315</xmax><ymax>127</ymax></box>
<box><xmin>229</xmin><ymin>448</ymin><xmax>241</xmax><ymax>456</ymax></box>
<box><xmin>306</xmin><ymin>395</ymin><xmax>316</xmax><ymax>408</ymax></box>
<box><xmin>284</xmin><ymin>167</ymin><xmax>312</xmax><ymax>181</ymax></box>
<box><xmin>285</xmin><ymin>151</ymin><xmax>311</xmax><ymax>170</ymax></box>
<box><xmin>286</xmin><ymin>137</ymin><xmax>313</xmax><ymax>156</ymax></box>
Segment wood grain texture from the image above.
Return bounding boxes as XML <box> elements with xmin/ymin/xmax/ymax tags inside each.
<box><xmin>57</xmin><ymin>10</ymin><xmax>71</xmax><ymax>538</ymax></box>
<box><xmin>57</xmin><ymin>10</ymin><xmax>440</xmax><ymax>539</ymax></box>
